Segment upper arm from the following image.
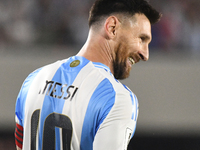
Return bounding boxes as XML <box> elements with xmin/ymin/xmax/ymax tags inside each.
<box><xmin>93</xmin><ymin>91</ymin><xmax>138</xmax><ymax>150</ymax></box>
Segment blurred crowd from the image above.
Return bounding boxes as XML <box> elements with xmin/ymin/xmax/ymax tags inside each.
<box><xmin>150</xmin><ymin>0</ymin><xmax>200</xmax><ymax>54</ymax></box>
<box><xmin>0</xmin><ymin>0</ymin><xmax>200</xmax><ymax>54</ymax></box>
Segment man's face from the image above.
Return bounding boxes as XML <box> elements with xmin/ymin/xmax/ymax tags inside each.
<box><xmin>113</xmin><ymin>13</ymin><xmax>152</xmax><ymax>79</ymax></box>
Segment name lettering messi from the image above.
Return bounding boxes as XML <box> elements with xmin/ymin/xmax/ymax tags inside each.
<box><xmin>39</xmin><ymin>80</ymin><xmax>78</xmax><ymax>100</ymax></box>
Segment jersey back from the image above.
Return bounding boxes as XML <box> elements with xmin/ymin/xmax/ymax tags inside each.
<box><xmin>15</xmin><ymin>56</ymin><xmax>139</xmax><ymax>150</ymax></box>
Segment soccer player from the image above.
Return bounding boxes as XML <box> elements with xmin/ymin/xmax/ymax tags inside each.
<box><xmin>15</xmin><ymin>0</ymin><xmax>161</xmax><ymax>149</ymax></box>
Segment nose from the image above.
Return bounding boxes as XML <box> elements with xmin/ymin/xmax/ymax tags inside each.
<box><xmin>138</xmin><ymin>48</ymin><xmax>149</xmax><ymax>61</ymax></box>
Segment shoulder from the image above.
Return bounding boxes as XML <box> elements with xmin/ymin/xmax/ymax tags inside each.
<box><xmin>25</xmin><ymin>58</ymin><xmax>68</xmax><ymax>82</ymax></box>
<box><xmin>87</xmin><ymin>62</ymin><xmax>136</xmax><ymax>109</ymax></box>
<box><xmin>91</xmin><ymin>62</ymin><xmax>129</xmax><ymax>92</ymax></box>
<box><xmin>91</xmin><ymin>66</ymin><xmax>139</xmax><ymax>119</ymax></box>
<box><xmin>16</xmin><ymin>58</ymin><xmax>69</xmax><ymax>102</ymax></box>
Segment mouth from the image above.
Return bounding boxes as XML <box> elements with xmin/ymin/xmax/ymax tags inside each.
<box><xmin>128</xmin><ymin>57</ymin><xmax>135</xmax><ymax>65</ymax></box>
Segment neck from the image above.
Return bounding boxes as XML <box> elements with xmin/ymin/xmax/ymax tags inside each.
<box><xmin>76</xmin><ymin>29</ymin><xmax>114</xmax><ymax>73</ymax></box>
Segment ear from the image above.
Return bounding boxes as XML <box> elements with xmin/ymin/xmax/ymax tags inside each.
<box><xmin>104</xmin><ymin>16</ymin><xmax>120</xmax><ymax>39</ymax></box>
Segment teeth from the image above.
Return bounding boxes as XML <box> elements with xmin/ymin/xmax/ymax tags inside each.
<box><xmin>129</xmin><ymin>57</ymin><xmax>135</xmax><ymax>65</ymax></box>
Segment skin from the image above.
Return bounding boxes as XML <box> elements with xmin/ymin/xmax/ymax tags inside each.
<box><xmin>77</xmin><ymin>13</ymin><xmax>152</xmax><ymax>79</ymax></box>
<box><xmin>16</xmin><ymin>13</ymin><xmax>152</xmax><ymax>150</ymax></box>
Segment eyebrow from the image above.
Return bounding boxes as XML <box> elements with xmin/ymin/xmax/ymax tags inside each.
<box><xmin>140</xmin><ymin>34</ymin><xmax>152</xmax><ymax>42</ymax></box>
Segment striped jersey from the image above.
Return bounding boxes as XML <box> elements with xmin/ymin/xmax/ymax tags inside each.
<box><xmin>15</xmin><ymin>56</ymin><xmax>139</xmax><ymax>150</ymax></box>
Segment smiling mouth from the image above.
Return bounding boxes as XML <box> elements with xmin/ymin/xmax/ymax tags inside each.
<box><xmin>128</xmin><ymin>57</ymin><xmax>135</xmax><ymax>65</ymax></box>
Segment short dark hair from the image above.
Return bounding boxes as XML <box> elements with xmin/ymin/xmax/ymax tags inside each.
<box><xmin>88</xmin><ymin>0</ymin><xmax>161</xmax><ymax>27</ymax></box>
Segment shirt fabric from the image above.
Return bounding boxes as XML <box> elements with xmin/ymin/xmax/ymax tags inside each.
<box><xmin>15</xmin><ymin>56</ymin><xmax>139</xmax><ymax>150</ymax></box>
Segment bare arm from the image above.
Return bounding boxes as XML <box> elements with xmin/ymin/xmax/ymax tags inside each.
<box><xmin>16</xmin><ymin>146</ymin><xmax>22</xmax><ymax>150</ymax></box>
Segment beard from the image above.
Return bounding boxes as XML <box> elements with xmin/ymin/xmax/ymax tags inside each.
<box><xmin>113</xmin><ymin>58</ymin><xmax>131</xmax><ymax>80</ymax></box>
<box><xmin>113</xmin><ymin>45</ymin><xmax>131</xmax><ymax>80</ymax></box>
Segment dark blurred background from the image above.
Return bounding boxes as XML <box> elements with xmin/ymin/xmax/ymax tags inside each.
<box><xmin>0</xmin><ymin>0</ymin><xmax>200</xmax><ymax>149</ymax></box>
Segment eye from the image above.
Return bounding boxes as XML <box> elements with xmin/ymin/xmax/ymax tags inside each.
<box><xmin>140</xmin><ymin>35</ymin><xmax>151</xmax><ymax>44</ymax></box>
<box><xmin>140</xmin><ymin>36</ymin><xmax>146</xmax><ymax>42</ymax></box>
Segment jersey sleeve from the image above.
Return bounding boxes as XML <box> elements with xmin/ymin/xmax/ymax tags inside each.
<box><xmin>15</xmin><ymin>68</ymin><xmax>42</xmax><ymax>126</ymax></box>
<box><xmin>15</xmin><ymin>86</ymin><xmax>25</xmax><ymax>126</ymax></box>
<box><xmin>15</xmin><ymin>68</ymin><xmax>42</xmax><ymax>149</ymax></box>
<box><xmin>14</xmin><ymin>76</ymin><xmax>31</xmax><ymax>149</ymax></box>
<box><xmin>93</xmin><ymin>90</ymin><xmax>138</xmax><ymax>150</ymax></box>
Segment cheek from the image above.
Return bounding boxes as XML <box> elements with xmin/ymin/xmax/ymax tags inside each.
<box><xmin>130</xmin><ymin>38</ymin><xmax>141</xmax><ymax>51</ymax></box>
<box><xmin>116</xmin><ymin>38</ymin><xmax>129</xmax><ymax>56</ymax></box>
